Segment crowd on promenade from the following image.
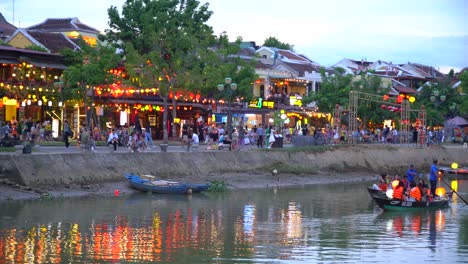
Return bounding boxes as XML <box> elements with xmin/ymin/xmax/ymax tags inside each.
<box><xmin>0</xmin><ymin>115</ymin><xmax>448</xmax><ymax>151</ymax></box>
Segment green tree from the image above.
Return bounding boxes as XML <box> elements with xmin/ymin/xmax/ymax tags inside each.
<box><xmin>414</xmin><ymin>75</ymin><xmax>462</xmax><ymax>125</ymax></box>
<box><xmin>459</xmin><ymin>70</ymin><xmax>468</xmax><ymax>116</ymax></box>
<box><xmin>303</xmin><ymin>68</ymin><xmax>392</xmax><ymax>128</ymax></box>
<box><xmin>263</xmin><ymin>37</ymin><xmax>294</xmax><ymax>51</ymax></box>
<box><xmin>104</xmin><ymin>0</ymin><xmax>218</xmax><ymax>145</ymax></box>
<box><xmin>303</xmin><ymin>67</ymin><xmax>352</xmax><ymax>114</ymax></box>
<box><xmin>24</xmin><ymin>45</ymin><xmax>49</xmax><ymax>53</ymax></box>
<box><xmin>61</xmin><ymin>39</ymin><xmax>121</xmax><ymax>128</ymax></box>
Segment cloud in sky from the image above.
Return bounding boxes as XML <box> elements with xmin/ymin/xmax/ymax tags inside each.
<box><xmin>2</xmin><ymin>0</ymin><xmax>467</xmax><ymax>71</ymax></box>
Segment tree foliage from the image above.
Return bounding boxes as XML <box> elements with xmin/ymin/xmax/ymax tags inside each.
<box><xmin>24</xmin><ymin>45</ymin><xmax>48</xmax><ymax>53</ymax></box>
<box><xmin>263</xmin><ymin>37</ymin><xmax>294</xmax><ymax>51</ymax></box>
<box><xmin>303</xmin><ymin>68</ymin><xmax>394</xmax><ymax>128</ymax></box>
<box><xmin>61</xmin><ymin>39</ymin><xmax>121</xmax><ymax>127</ymax></box>
<box><xmin>103</xmin><ymin>0</ymin><xmax>256</xmax><ymax>142</ymax></box>
<box><xmin>302</xmin><ymin>67</ymin><xmax>352</xmax><ymax>113</ymax></box>
<box><xmin>104</xmin><ymin>0</ymin><xmax>217</xmax><ymax>143</ymax></box>
<box><xmin>414</xmin><ymin>75</ymin><xmax>465</xmax><ymax>125</ymax></box>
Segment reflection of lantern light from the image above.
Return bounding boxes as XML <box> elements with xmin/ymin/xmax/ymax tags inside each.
<box><xmin>451</xmin><ymin>180</ymin><xmax>458</xmax><ymax>192</ymax></box>
<box><xmin>435</xmin><ymin>187</ymin><xmax>446</xmax><ymax>197</ymax></box>
<box><xmin>435</xmin><ymin>210</ymin><xmax>445</xmax><ymax>231</ymax></box>
<box><xmin>386</xmin><ymin>189</ymin><xmax>394</xmax><ymax>199</ymax></box>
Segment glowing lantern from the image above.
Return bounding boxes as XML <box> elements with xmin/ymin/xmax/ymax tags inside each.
<box><xmin>383</xmin><ymin>94</ymin><xmax>389</xmax><ymax>101</ymax></box>
<box><xmin>451</xmin><ymin>162</ymin><xmax>459</xmax><ymax>169</ymax></box>
<box><xmin>392</xmin><ymin>179</ymin><xmax>399</xmax><ymax>189</ymax></box>
<box><xmin>408</xmin><ymin>96</ymin><xmax>416</xmax><ymax>103</ymax></box>
<box><xmin>386</xmin><ymin>189</ymin><xmax>394</xmax><ymax>199</ymax></box>
<box><xmin>435</xmin><ymin>187</ymin><xmax>446</xmax><ymax>197</ymax></box>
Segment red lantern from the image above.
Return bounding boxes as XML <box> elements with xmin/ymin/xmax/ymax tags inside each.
<box><xmin>383</xmin><ymin>94</ymin><xmax>389</xmax><ymax>101</ymax></box>
<box><xmin>381</xmin><ymin>104</ymin><xmax>387</xmax><ymax>109</ymax></box>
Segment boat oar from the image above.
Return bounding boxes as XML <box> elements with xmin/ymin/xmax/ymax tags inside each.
<box><xmin>441</xmin><ymin>179</ymin><xmax>468</xmax><ymax>205</ymax></box>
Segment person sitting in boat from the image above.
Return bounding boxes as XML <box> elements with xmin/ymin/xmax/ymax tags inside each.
<box><xmin>392</xmin><ymin>180</ymin><xmax>405</xmax><ymax>201</ymax></box>
<box><xmin>408</xmin><ymin>182</ymin><xmax>422</xmax><ymax>202</ymax></box>
<box><xmin>372</xmin><ymin>174</ymin><xmax>388</xmax><ymax>191</ymax></box>
<box><xmin>418</xmin><ymin>179</ymin><xmax>431</xmax><ymax>202</ymax></box>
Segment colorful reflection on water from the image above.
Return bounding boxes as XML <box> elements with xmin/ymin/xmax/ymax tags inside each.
<box><xmin>0</xmin><ymin>180</ymin><xmax>467</xmax><ymax>263</ymax></box>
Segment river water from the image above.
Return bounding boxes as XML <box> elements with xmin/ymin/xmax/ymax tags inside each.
<box><xmin>0</xmin><ymin>179</ymin><xmax>467</xmax><ymax>264</ymax></box>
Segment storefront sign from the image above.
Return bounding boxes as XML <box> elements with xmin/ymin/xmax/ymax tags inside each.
<box><xmin>149</xmin><ymin>115</ymin><xmax>157</xmax><ymax>125</ymax></box>
<box><xmin>289</xmin><ymin>96</ymin><xmax>302</xmax><ymax>107</ymax></box>
<box><xmin>248</xmin><ymin>98</ymin><xmax>275</xmax><ymax>109</ymax></box>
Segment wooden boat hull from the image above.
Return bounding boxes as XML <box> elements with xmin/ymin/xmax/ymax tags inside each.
<box><xmin>369</xmin><ymin>194</ymin><xmax>449</xmax><ymax>211</ymax></box>
<box><xmin>188</xmin><ymin>183</ymin><xmax>211</xmax><ymax>193</ymax></box>
<box><xmin>367</xmin><ymin>187</ymin><xmax>387</xmax><ymax>199</ymax></box>
<box><xmin>124</xmin><ymin>173</ymin><xmax>191</xmax><ymax>194</ymax></box>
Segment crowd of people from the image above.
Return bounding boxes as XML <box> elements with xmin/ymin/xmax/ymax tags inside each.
<box><xmin>372</xmin><ymin>159</ymin><xmax>445</xmax><ymax>202</ymax></box>
<box><xmin>1</xmin><ymin>116</ymin><xmax>54</xmax><ymax>145</ymax></box>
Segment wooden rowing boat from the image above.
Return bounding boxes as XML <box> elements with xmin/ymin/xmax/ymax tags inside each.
<box><xmin>368</xmin><ymin>191</ymin><xmax>449</xmax><ymax>211</ymax></box>
<box><xmin>124</xmin><ymin>173</ymin><xmax>211</xmax><ymax>194</ymax></box>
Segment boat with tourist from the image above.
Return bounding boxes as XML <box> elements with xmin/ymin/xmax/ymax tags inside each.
<box><xmin>368</xmin><ymin>189</ymin><xmax>450</xmax><ymax>211</ymax></box>
<box><xmin>124</xmin><ymin>173</ymin><xmax>211</xmax><ymax>194</ymax></box>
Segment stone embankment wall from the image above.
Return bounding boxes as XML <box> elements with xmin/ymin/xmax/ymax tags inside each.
<box><xmin>0</xmin><ymin>145</ymin><xmax>466</xmax><ymax>187</ymax></box>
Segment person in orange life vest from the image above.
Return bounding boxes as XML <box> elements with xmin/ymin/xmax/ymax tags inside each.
<box><xmin>393</xmin><ymin>181</ymin><xmax>405</xmax><ymax>200</ymax></box>
<box><xmin>372</xmin><ymin>174</ymin><xmax>388</xmax><ymax>191</ymax></box>
<box><xmin>379</xmin><ymin>174</ymin><xmax>388</xmax><ymax>191</ymax></box>
<box><xmin>418</xmin><ymin>179</ymin><xmax>431</xmax><ymax>202</ymax></box>
<box><xmin>408</xmin><ymin>182</ymin><xmax>422</xmax><ymax>202</ymax></box>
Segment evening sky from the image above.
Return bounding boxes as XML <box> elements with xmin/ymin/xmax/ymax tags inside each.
<box><xmin>1</xmin><ymin>0</ymin><xmax>466</xmax><ymax>73</ymax></box>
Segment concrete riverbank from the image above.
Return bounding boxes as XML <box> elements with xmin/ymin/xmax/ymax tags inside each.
<box><xmin>0</xmin><ymin>144</ymin><xmax>466</xmax><ymax>200</ymax></box>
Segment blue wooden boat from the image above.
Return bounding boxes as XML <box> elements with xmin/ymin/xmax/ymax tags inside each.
<box><xmin>124</xmin><ymin>173</ymin><xmax>192</xmax><ymax>194</ymax></box>
<box><xmin>188</xmin><ymin>183</ymin><xmax>211</xmax><ymax>193</ymax></box>
<box><xmin>124</xmin><ymin>173</ymin><xmax>211</xmax><ymax>194</ymax></box>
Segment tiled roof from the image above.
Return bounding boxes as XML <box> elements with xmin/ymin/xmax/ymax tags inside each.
<box><xmin>0</xmin><ymin>13</ymin><xmax>17</xmax><ymax>37</ymax></box>
<box><xmin>27</xmin><ymin>18</ymin><xmax>99</xmax><ymax>33</ymax></box>
<box><xmin>394</xmin><ymin>85</ymin><xmax>417</xmax><ymax>94</ymax></box>
<box><xmin>410</xmin><ymin>63</ymin><xmax>446</xmax><ymax>78</ymax></box>
<box><xmin>27</xmin><ymin>31</ymin><xmax>79</xmax><ymax>53</ymax></box>
<box><xmin>0</xmin><ymin>45</ymin><xmax>66</xmax><ymax>69</ymax></box>
<box><xmin>283</xmin><ymin>61</ymin><xmax>321</xmax><ymax>77</ymax></box>
<box><xmin>277</xmin><ymin>49</ymin><xmax>308</xmax><ymax>62</ymax></box>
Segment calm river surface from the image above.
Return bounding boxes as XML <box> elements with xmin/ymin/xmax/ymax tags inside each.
<box><xmin>0</xmin><ymin>179</ymin><xmax>467</xmax><ymax>264</ymax></box>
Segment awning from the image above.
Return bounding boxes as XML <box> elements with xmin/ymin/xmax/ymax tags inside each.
<box><xmin>0</xmin><ymin>58</ymin><xmax>19</xmax><ymax>64</ymax></box>
<box><xmin>26</xmin><ymin>59</ymin><xmax>67</xmax><ymax>69</ymax></box>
